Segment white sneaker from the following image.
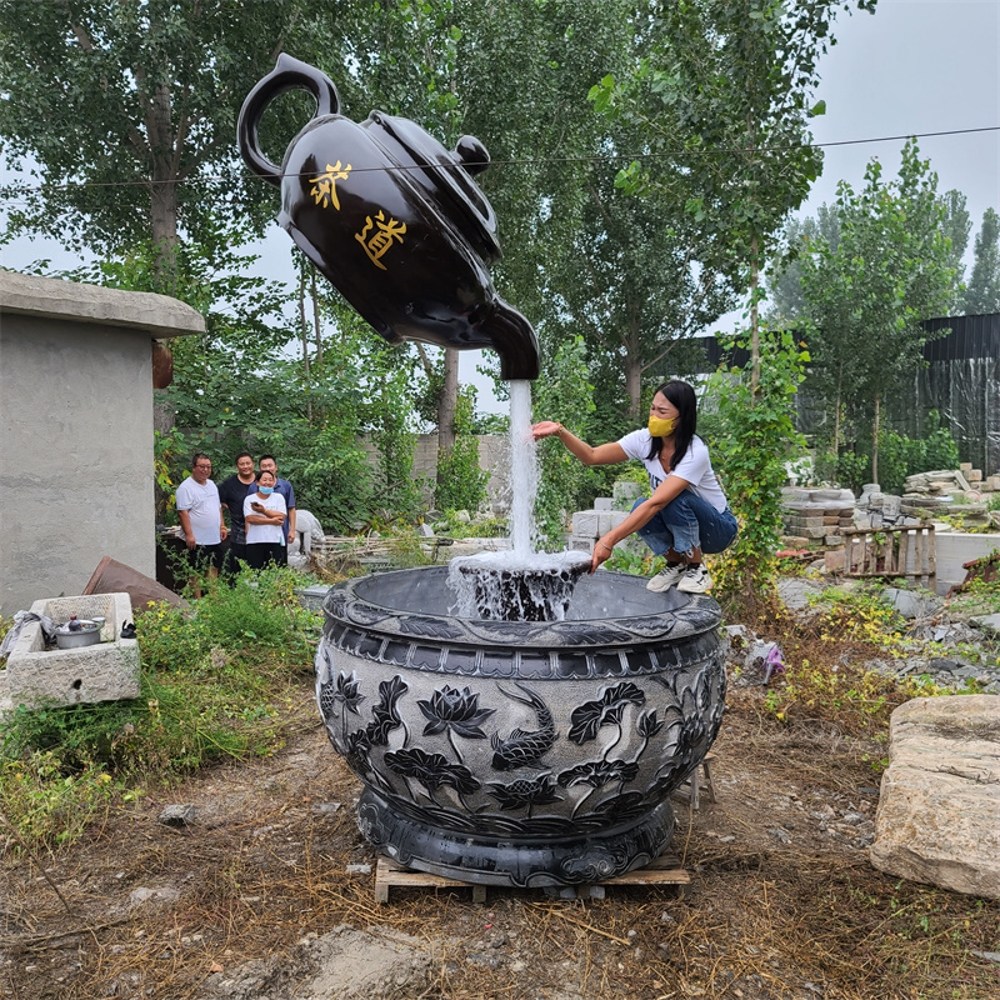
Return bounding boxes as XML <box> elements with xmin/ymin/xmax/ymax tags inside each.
<box><xmin>677</xmin><ymin>565</ymin><xmax>712</xmax><ymax>594</ymax></box>
<box><xmin>646</xmin><ymin>562</ymin><xmax>686</xmax><ymax>592</ymax></box>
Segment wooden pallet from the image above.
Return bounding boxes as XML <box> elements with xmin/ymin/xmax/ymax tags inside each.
<box><xmin>374</xmin><ymin>854</ymin><xmax>689</xmax><ymax>904</ymax></box>
<box><xmin>841</xmin><ymin>524</ymin><xmax>936</xmax><ymax>588</ymax></box>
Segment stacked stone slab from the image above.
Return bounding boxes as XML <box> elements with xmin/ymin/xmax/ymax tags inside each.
<box><xmin>567</xmin><ymin>480</ymin><xmax>646</xmax><ymax>555</ymax></box>
<box><xmin>854</xmin><ymin>484</ymin><xmax>926</xmax><ymax>530</ymax></box>
<box><xmin>780</xmin><ymin>487</ymin><xmax>856</xmax><ymax>550</ymax></box>
<box><xmin>903</xmin><ymin>468</ymin><xmax>997</xmax><ymax>529</ymax></box>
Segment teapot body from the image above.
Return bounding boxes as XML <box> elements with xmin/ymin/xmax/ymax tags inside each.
<box><xmin>238</xmin><ymin>56</ymin><xmax>539</xmax><ymax>379</ymax></box>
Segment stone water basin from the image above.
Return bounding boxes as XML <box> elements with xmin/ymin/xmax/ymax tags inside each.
<box><xmin>2</xmin><ymin>592</ymin><xmax>139</xmax><ymax>712</ymax></box>
<box><xmin>315</xmin><ymin>566</ymin><xmax>726</xmax><ymax>887</ymax></box>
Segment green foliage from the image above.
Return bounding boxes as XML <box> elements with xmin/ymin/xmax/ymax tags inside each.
<box><xmin>711</xmin><ymin>329</ymin><xmax>809</xmax><ymax>604</ymax></box>
<box><xmin>827</xmin><ymin>412</ymin><xmax>959</xmax><ymax>494</ymax></box>
<box><xmin>964</xmin><ymin>207</ymin><xmax>1000</xmax><ymax>314</ymax></box>
<box><xmin>603</xmin><ymin>546</ymin><xmax>656</xmax><ymax>578</ymax></box>
<box><xmin>0</xmin><ymin>0</ymin><xmax>341</xmax><ymax>259</ymax></box>
<box><xmin>799</xmin><ymin>140</ymin><xmax>959</xmax><ymax>479</ymax></box>
<box><xmin>809</xmin><ymin>585</ymin><xmax>908</xmax><ymax>648</ymax></box>
<box><xmin>1</xmin><ymin>568</ymin><xmax>319</xmax><ymax>849</ymax></box>
<box><xmin>588</xmin><ymin>0</ymin><xmax>877</xmax><ymax>410</ymax></box>
<box><xmin>364</xmin><ymin>342</ymin><xmax>427</xmax><ymax>522</ymax></box>
<box><xmin>530</xmin><ymin>336</ymin><xmax>606</xmax><ymax>550</ymax></box>
<box><xmin>179</xmin><ymin>568</ymin><xmax>318</xmax><ymax>663</ymax></box>
<box><xmin>1</xmin><ymin>751</ymin><xmax>117</xmax><ymax>848</ymax></box>
<box><xmin>435</xmin><ymin>388</ymin><xmax>488</xmax><ymax>514</ymax></box>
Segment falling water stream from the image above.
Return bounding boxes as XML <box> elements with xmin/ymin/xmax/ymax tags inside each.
<box><xmin>447</xmin><ymin>380</ymin><xmax>590</xmax><ymax>620</ymax></box>
<box><xmin>507</xmin><ymin>380</ymin><xmax>539</xmax><ymax>557</ymax></box>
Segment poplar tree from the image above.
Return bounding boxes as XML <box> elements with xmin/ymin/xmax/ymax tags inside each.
<box><xmin>964</xmin><ymin>208</ymin><xmax>1000</xmax><ymax>314</ymax></box>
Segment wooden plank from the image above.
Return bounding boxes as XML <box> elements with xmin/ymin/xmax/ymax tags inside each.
<box><xmin>374</xmin><ymin>854</ymin><xmax>690</xmax><ymax>903</ymax></box>
<box><xmin>897</xmin><ymin>529</ymin><xmax>909</xmax><ymax>578</ymax></box>
<box><xmin>375</xmin><ymin>857</ymin><xmax>487</xmax><ymax>904</ymax></box>
<box><xmin>599</xmin><ymin>856</ymin><xmax>690</xmax><ymax>887</ymax></box>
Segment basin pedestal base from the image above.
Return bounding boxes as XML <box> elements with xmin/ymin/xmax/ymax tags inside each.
<box><xmin>357</xmin><ymin>788</ymin><xmax>676</xmax><ymax>888</ymax></box>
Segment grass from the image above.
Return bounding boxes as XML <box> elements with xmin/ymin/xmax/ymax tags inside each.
<box><xmin>0</xmin><ymin>566</ymin><xmax>321</xmax><ymax>851</ymax></box>
<box><xmin>2</xmin><ymin>564</ymin><xmax>999</xmax><ymax>999</ymax></box>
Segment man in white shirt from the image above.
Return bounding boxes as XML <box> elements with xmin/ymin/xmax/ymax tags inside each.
<box><xmin>175</xmin><ymin>453</ymin><xmax>228</xmax><ymax>597</ymax></box>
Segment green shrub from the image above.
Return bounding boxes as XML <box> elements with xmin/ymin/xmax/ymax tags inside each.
<box><xmin>1</xmin><ymin>751</ymin><xmax>117</xmax><ymax>848</ymax></box>
<box><xmin>1</xmin><ymin>567</ymin><xmax>320</xmax><ymax>850</ymax></box>
<box><xmin>435</xmin><ymin>388</ymin><xmax>489</xmax><ymax>513</ymax></box>
<box><xmin>832</xmin><ymin>412</ymin><xmax>960</xmax><ymax>494</ymax></box>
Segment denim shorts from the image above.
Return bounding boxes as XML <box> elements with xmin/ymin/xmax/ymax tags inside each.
<box><xmin>632</xmin><ymin>492</ymin><xmax>738</xmax><ymax>558</ymax></box>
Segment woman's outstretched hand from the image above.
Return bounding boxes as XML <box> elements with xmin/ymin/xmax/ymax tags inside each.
<box><xmin>531</xmin><ymin>421</ymin><xmax>562</xmax><ymax>440</ymax></box>
<box><xmin>590</xmin><ymin>536</ymin><xmax>614</xmax><ymax>573</ymax></box>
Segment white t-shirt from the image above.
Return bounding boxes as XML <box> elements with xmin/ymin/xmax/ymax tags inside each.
<box><xmin>618</xmin><ymin>430</ymin><xmax>728</xmax><ymax>512</ymax></box>
<box><xmin>243</xmin><ymin>492</ymin><xmax>288</xmax><ymax>545</ymax></box>
<box><xmin>175</xmin><ymin>476</ymin><xmax>223</xmax><ymax>544</ymax></box>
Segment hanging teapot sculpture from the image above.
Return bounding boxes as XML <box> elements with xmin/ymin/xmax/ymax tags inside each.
<box><xmin>238</xmin><ymin>54</ymin><xmax>539</xmax><ymax>380</ymax></box>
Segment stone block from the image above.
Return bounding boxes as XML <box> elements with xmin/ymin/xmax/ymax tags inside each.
<box><xmin>612</xmin><ymin>481</ymin><xmax>644</xmax><ymax>506</ymax></box>
<box><xmin>598</xmin><ymin>511</ymin><xmax>629</xmax><ymax>534</ymax></box>
<box><xmin>566</xmin><ymin>535</ymin><xmax>594</xmax><ymax>552</ymax></box>
<box><xmin>5</xmin><ymin>592</ymin><xmax>139</xmax><ymax>710</ymax></box>
<box><xmin>797</xmin><ymin>526</ymin><xmax>828</xmax><ymax>539</ymax></box>
<box><xmin>297</xmin><ymin>584</ymin><xmax>333</xmax><ymax>611</ymax></box>
<box><xmin>823</xmin><ymin>548</ymin><xmax>846</xmax><ymax>573</ymax></box>
<box><xmin>968</xmin><ymin>469</ymin><xmax>983</xmax><ymax>483</ymax></box>
<box><xmin>824</xmin><ymin>535</ymin><xmax>844</xmax><ymax>547</ymax></box>
<box><xmin>571</xmin><ymin>510</ymin><xmax>600</xmax><ymax>537</ymax></box>
<box><xmin>785</xmin><ymin>516</ymin><xmax>825</xmax><ymax>530</ymax></box>
<box><xmin>780</xmin><ymin>535</ymin><xmax>811</xmax><ymax>549</ymax></box>
<box><xmin>593</xmin><ymin>497</ymin><xmax>615</xmax><ymax>512</ymax></box>
<box><xmin>869</xmin><ymin>695</ymin><xmax>1000</xmax><ymax>900</ymax></box>
<box><xmin>883</xmin><ymin>587</ymin><xmax>943</xmax><ymax>620</ymax></box>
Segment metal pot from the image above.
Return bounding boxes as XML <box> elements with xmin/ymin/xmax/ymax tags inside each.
<box><xmin>55</xmin><ymin>621</ymin><xmax>102</xmax><ymax>650</ymax></box>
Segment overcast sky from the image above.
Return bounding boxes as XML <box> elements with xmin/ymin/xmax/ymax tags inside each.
<box><xmin>800</xmin><ymin>0</ymin><xmax>999</xmax><ymax>236</ymax></box>
<box><xmin>3</xmin><ymin>0</ymin><xmax>998</xmax><ymax>413</ymax></box>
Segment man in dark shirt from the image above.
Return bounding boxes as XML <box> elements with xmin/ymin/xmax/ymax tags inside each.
<box><xmin>218</xmin><ymin>451</ymin><xmax>257</xmax><ymax>570</ymax></box>
<box><xmin>258</xmin><ymin>454</ymin><xmax>296</xmax><ymax>565</ymax></box>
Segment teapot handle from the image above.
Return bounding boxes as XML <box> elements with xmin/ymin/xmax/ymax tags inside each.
<box><xmin>237</xmin><ymin>53</ymin><xmax>340</xmax><ymax>187</ymax></box>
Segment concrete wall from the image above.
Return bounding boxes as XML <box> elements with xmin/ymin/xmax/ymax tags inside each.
<box><xmin>361</xmin><ymin>433</ymin><xmax>511</xmax><ymax>511</ymax></box>
<box><xmin>933</xmin><ymin>529</ymin><xmax>1000</xmax><ymax>593</ymax></box>
<box><xmin>0</xmin><ymin>271</ymin><xmax>204</xmax><ymax>616</ymax></box>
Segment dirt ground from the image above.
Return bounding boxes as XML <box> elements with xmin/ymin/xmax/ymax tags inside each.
<box><xmin>2</xmin><ymin>678</ymin><xmax>998</xmax><ymax>1000</ymax></box>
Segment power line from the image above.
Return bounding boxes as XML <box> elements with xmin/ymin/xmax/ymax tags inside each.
<box><xmin>1</xmin><ymin>123</ymin><xmax>998</xmax><ymax>199</ymax></box>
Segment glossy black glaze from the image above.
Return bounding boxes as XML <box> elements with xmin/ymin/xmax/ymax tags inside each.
<box><xmin>238</xmin><ymin>54</ymin><xmax>539</xmax><ymax>380</ymax></box>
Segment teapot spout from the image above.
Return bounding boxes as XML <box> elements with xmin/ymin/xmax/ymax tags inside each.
<box><xmin>485</xmin><ymin>302</ymin><xmax>540</xmax><ymax>381</ymax></box>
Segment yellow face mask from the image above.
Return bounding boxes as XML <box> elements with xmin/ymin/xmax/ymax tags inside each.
<box><xmin>648</xmin><ymin>415</ymin><xmax>676</xmax><ymax>437</ymax></box>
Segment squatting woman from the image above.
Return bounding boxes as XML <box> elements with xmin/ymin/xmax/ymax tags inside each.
<box><xmin>532</xmin><ymin>379</ymin><xmax>737</xmax><ymax>593</ymax></box>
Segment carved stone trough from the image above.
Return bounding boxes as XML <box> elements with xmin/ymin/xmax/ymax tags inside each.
<box><xmin>3</xmin><ymin>592</ymin><xmax>138</xmax><ymax>713</ymax></box>
<box><xmin>315</xmin><ymin>566</ymin><xmax>726</xmax><ymax>887</ymax></box>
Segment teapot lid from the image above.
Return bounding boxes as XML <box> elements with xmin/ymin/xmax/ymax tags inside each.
<box><xmin>371</xmin><ymin>113</ymin><xmax>501</xmax><ymax>260</ymax></box>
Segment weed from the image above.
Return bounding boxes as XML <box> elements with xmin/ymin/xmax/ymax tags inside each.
<box><xmin>0</xmin><ymin>750</ymin><xmax>116</xmax><ymax>848</ymax></box>
<box><xmin>0</xmin><ymin>567</ymin><xmax>319</xmax><ymax>850</ymax></box>
<box><xmin>604</xmin><ymin>546</ymin><xmax>656</xmax><ymax>577</ymax></box>
<box><xmin>808</xmin><ymin>584</ymin><xmax>907</xmax><ymax>650</ymax></box>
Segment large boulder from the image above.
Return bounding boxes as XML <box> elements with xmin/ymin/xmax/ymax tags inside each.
<box><xmin>870</xmin><ymin>695</ymin><xmax>1000</xmax><ymax>899</ymax></box>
